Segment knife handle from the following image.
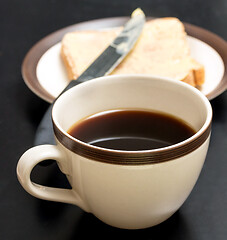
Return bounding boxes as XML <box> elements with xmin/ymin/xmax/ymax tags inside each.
<box><xmin>34</xmin><ymin>79</ymin><xmax>84</xmax><ymax>166</ymax></box>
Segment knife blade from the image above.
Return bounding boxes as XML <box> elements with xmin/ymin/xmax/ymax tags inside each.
<box><xmin>34</xmin><ymin>9</ymin><xmax>145</xmax><ymax>149</ymax></box>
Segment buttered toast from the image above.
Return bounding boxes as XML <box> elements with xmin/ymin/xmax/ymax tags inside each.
<box><xmin>61</xmin><ymin>17</ymin><xmax>204</xmax><ymax>86</ymax></box>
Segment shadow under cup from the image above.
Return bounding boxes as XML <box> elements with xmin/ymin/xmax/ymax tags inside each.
<box><xmin>51</xmin><ymin>75</ymin><xmax>212</xmax><ymax>229</ymax></box>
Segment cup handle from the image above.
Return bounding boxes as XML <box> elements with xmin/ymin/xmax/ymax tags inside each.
<box><xmin>16</xmin><ymin>145</ymin><xmax>89</xmax><ymax>211</ymax></box>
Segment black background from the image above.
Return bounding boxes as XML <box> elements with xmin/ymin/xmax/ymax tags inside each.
<box><xmin>1</xmin><ymin>0</ymin><xmax>227</xmax><ymax>239</ymax></box>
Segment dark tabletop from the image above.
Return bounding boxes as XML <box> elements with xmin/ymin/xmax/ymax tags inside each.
<box><xmin>1</xmin><ymin>0</ymin><xmax>227</xmax><ymax>239</ymax></box>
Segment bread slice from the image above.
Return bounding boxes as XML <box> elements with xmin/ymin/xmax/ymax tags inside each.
<box><xmin>61</xmin><ymin>17</ymin><xmax>205</xmax><ymax>86</ymax></box>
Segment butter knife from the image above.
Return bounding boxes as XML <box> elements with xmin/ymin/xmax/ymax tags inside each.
<box><xmin>35</xmin><ymin>8</ymin><xmax>145</xmax><ymax>147</ymax></box>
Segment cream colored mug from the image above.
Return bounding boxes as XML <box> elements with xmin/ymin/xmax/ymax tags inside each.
<box><xmin>17</xmin><ymin>75</ymin><xmax>212</xmax><ymax>229</ymax></box>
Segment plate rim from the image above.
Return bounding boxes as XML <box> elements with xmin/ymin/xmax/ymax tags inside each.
<box><xmin>22</xmin><ymin>16</ymin><xmax>227</xmax><ymax>103</ymax></box>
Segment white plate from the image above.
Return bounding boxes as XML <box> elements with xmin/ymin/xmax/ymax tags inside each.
<box><xmin>22</xmin><ymin>17</ymin><xmax>227</xmax><ymax>102</ymax></box>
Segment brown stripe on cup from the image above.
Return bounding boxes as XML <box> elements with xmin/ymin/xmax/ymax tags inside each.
<box><xmin>53</xmin><ymin>121</ymin><xmax>211</xmax><ymax>165</ymax></box>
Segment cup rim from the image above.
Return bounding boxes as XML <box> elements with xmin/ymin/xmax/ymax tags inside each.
<box><xmin>52</xmin><ymin>74</ymin><xmax>212</xmax><ymax>165</ymax></box>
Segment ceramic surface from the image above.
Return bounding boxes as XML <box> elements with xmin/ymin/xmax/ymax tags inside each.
<box><xmin>17</xmin><ymin>75</ymin><xmax>212</xmax><ymax>229</ymax></box>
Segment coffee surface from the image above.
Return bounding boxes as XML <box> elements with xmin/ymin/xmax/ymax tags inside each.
<box><xmin>67</xmin><ymin>110</ymin><xmax>196</xmax><ymax>151</ymax></box>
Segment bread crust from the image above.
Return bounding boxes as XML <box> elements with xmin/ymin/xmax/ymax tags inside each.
<box><xmin>61</xmin><ymin>44</ymin><xmax>76</xmax><ymax>80</ymax></box>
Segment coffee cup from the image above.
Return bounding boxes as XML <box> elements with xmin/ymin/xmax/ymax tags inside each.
<box><xmin>17</xmin><ymin>75</ymin><xmax>212</xmax><ymax>229</ymax></box>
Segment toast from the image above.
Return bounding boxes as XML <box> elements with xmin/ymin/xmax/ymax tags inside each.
<box><xmin>61</xmin><ymin>17</ymin><xmax>205</xmax><ymax>86</ymax></box>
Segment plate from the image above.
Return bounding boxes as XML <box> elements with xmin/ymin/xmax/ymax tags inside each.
<box><xmin>22</xmin><ymin>17</ymin><xmax>227</xmax><ymax>102</ymax></box>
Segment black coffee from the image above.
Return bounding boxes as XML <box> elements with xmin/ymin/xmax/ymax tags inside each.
<box><xmin>67</xmin><ymin>110</ymin><xmax>195</xmax><ymax>151</ymax></box>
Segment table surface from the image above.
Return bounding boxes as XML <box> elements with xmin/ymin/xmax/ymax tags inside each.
<box><xmin>1</xmin><ymin>0</ymin><xmax>226</xmax><ymax>239</ymax></box>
